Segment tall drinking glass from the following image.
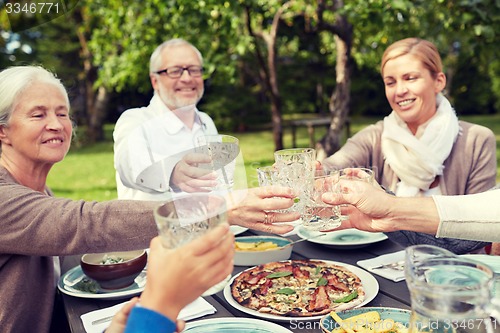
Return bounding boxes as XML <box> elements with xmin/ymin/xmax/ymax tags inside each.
<box><xmin>273</xmin><ymin>148</ymin><xmax>316</xmax><ymax>212</ymax></box>
<box><xmin>196</xmin><ymin>134</ymin><xmax>240</xmax><ymax>191</ymax></box>
<box><xmin>256</xmin><ymin>165</ymin><xmax>278</xmax><ymax>187</ymax></box>
<box><xmin>154</xmin><ymin>193</ymin><xmax>231</xmax><ymax>295</ymax></box>
<box><xmin>302</xmin><ymin>170</ymin><xmax>342</xmax><ymax>232</ymax></box>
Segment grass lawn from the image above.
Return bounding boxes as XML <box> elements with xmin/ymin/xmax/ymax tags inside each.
<box><xmin>47</xmin><ymin>114</ymin><xmax>500</xmax><ymax>201</ymax></box>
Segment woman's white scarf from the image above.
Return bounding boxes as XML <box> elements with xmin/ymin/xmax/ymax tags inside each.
<box><xmin>381</xmin><ymin>94</ymin><xmax>459</xmax><ymax>197</ymax></box>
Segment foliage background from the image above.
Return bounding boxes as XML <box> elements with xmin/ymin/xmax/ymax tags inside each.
<box><xmin>1</xmin><ymin>0</ymin><xmax>498</xmax><ymax>133</ymax></box>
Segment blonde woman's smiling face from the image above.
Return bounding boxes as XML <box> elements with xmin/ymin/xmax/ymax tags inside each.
<box><xmin>382</xmin><ymin>54</ymin><xmax>446</xmax><ymax>134</ymax></box>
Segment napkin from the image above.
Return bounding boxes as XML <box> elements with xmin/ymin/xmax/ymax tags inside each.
<box><xmin>357</xmin><ymin>250</ymin><xmax>406</xmax><ymax>282</ymax></box>
<box><xmin>81</xmin><ymin>297</ymin><xmax>216</xmax><ymax>333</ymax></box>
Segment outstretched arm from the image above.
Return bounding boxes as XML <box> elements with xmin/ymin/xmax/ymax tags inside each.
<box><xmin>321</xmin><ymin>179</ymin><xmax>439</xmax><ymax>234</ymax></box>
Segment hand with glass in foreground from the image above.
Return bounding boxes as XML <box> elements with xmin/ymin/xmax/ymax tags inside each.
<box><xmin>154</xmin><ymin>193</ymin><xmax>231</xmax><ymax>295</ymax></box>
<box><xmin>106</xmin><ymin>225</ymin><xmax>234</xmax><ymax>333</ymax></box>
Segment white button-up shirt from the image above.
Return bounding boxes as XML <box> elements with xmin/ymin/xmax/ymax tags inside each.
<box><xmin>113</xmin><ymin>95</ymin><xmax>218</xmax><ymax>201</ymax></box>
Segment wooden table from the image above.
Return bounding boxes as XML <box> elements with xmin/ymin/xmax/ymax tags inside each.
<box><xmin>60</xmin><ymin>232</ymin><xmax>411</xmax><ymax>333</ymax></box>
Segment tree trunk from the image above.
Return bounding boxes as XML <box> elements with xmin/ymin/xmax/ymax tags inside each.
<box><xmin>317</xmin><ymin>33</ymin><xmax>352</xmax><ymax>160</ymax></box>
<box><xmin>76</xmin><ymin>12</ymin><xmax>109</xmax><ymax>143</ymax></box>
<box><xmin>245</xmin><ymin>3</ymin><xmax>294</xmax><ymax>152</ymax></box>
<box><xmin>314</xmin><ymin>0</ymin><xmax>353</xmax><ymax>161</ymax></box>
<box><xmin>87</xmin><ymin>86</ymin><xmax>110</xmax><ymax>142</ymax></box>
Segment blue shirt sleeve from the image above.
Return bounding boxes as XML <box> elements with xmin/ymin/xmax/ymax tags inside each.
<box><xmin>124</xmin><ymin>306</ymin><xmax>176</xmax><ymax>333</ymax></box>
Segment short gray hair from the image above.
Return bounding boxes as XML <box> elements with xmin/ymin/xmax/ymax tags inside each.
<box><xmin>0</xmin><ymin>66</ymin><xmax>69</xmax><ymax>153</ymax></box>
<box><xmin>0</xmin><ymin>66</ymin><xmax>69</xmax><ymax>127</ymax></box>
<box><xmin>149</xmin><ymin>38</ymin><xmax>203</xmax><ymax>73</ymax></box>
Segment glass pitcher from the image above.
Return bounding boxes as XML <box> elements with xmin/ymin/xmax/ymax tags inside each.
<box><xmin>405</xmin><ymin>245</ymin><xmax>500</xmax><ymax>333</ymax></box>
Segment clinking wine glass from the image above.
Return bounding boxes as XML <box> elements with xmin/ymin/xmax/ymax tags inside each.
<box><xmin>154</xmin><ymin>193</ymin><xmax>231</xmax><ymax>295</ymax></box>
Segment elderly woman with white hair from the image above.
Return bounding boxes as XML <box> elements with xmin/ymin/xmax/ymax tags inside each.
<box><xmin>0</xmin><ymin>65</ymin><xmax>298</xmax><ymax>332</ymax></box>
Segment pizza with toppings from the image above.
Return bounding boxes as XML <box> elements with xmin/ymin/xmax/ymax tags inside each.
<box><xmin>230</xmin><ymin>259</ymin><xmax>365</xmax><ymax>317</ymax></box>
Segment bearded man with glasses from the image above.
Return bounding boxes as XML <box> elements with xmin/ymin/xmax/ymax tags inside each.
<box><xmin>113</xmin><ymin>38</ymin><xmax>219</xmax><ymax>200</ymax></box>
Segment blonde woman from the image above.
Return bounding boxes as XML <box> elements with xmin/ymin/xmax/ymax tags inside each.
<box><xmin>322</xmin><ymin>38</ymin><xmax>496</xmax><ymax>254</ymax></box>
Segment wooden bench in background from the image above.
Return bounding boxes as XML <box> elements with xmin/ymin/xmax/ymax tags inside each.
<box><xmin>286</xmin><ymin>117</ymin><xmax>351</xmax><ymax>148</ymax></box>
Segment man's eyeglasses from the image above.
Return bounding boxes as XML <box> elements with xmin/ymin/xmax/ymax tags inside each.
<box><xmin>155</xmin><ymin>66</ymin><xmax>204</xmax><ymax>78</ymax></box>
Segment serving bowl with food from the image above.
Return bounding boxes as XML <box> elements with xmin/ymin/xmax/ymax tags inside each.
<box><xmin>234</xmin><ymin>235</ymin><xmax>292</xmax><ymax>266</ymax></box>
<box><xmin>80</xmin><ymin>250</ymin><xmax>147</xmax><ymax>290</ymax></box>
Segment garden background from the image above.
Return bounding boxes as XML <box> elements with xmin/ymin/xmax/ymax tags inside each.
<box><xmin>1</xmin><ymin>0</ymin><xmax>498</xmax><ymax>200</ymax></box>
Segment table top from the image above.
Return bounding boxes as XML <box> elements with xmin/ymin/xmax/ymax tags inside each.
<box><xmin>60</xmin><ymin>231</ymin><xmax>411</xmax><ymax>333</ymax></box>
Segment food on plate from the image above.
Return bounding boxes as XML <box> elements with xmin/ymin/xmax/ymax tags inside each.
<box><xmin>235</xmin><ymin>241</ymin><xmax>279</xmax><ymax>251</ymax></box>
<box><xmin>330</xmin><ymin>310</ymin><xmax>408</xmax><ymax>333</ymax></box>
<box><xmin>100</xmin><ymin>255</ymin><xmax>126</xmax><ymax>265</ymax></box>
<box><xmin>231</xmin><ymin>259</ymin><xmax>365</xmax><ymax>317</ymax></box>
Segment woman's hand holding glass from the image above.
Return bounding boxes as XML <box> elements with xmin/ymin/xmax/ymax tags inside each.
<box><xmin>272</xmin><ymin>148</ymin><xmax>316</xmax><ymax>213</ymax></box>
<box><xmin>226</xmin><ymin>187</ymin><xmax>300</xmax><ymax>235</ymax></box>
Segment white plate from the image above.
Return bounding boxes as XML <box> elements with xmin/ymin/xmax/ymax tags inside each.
<box><xmin>58</xmin><ymin>265</ymin><xmax>145</xmax><ymax>300</ymax></box>
<box><xmin>223</xmin><ymin>259</ymin><xmax>379</xmax><ymax>322</ymax></box>
<box><xmin>297</xmin><ymin>225</ymin><xmax>388</xmax><ymax>249</ymax></box>
<box><xmin>230</xmin><ymin>225</ymin><xmax>249</xmax><ymax>236</ymax></box>
<box><xmin>184</xmin><ymin>317</ymin><xmax>293</xmax><ymax>332</ymax></box>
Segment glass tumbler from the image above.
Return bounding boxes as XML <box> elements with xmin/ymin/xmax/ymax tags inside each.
<box><xmin>154</xmin><ymin>193</ymin><xmax>231</xmax><ymax>295</ymax></box>
<box><xmin>273</xmin><ymin>148</ymin><xmax>316</xmax><ymax>212</ymax></box>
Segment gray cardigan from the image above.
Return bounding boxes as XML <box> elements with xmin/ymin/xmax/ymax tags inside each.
<box><xmin>0</xmin><ymin>166</ymin><xmax>159</xmax><ymax>333</ymax></box>
<box><xmin>323</xmin><ymin>120</ymin><xmax>497</xmax><ymax>254</ymax></box>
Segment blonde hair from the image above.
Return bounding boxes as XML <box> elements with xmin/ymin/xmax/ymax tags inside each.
<box><xmin>380</xmin><ymin>38</ymin><xmax>443</xmax><ymax>79</ymax></box>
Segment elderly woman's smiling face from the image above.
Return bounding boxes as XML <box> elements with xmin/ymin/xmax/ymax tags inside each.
<box><xmin>0</xmin><ymin>82</ymin><xmax>72</xmax><ymax>166</ymax></box>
